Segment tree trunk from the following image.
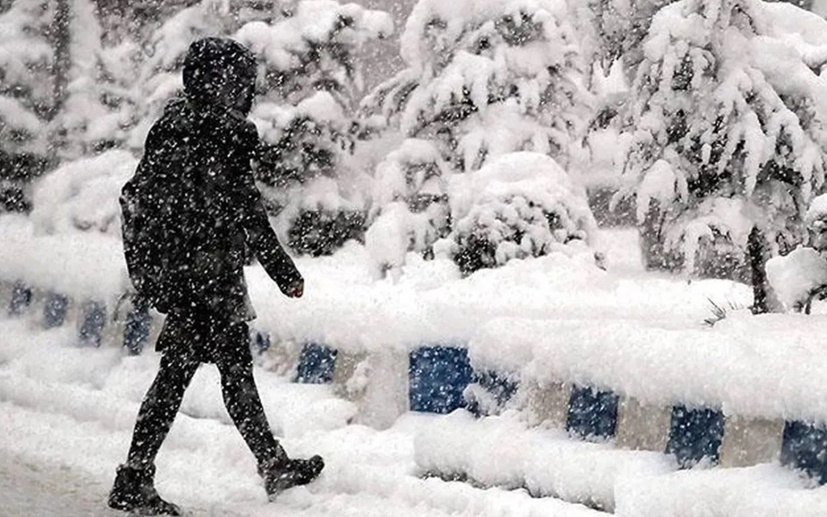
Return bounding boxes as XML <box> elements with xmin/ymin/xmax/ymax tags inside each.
<box><xmin>50</xmin><ymin>0</ymin><xmax>72</xmax><ymax>119</ymax></box>
<box><xmin>748</xmin><ymin>226</ymin><xmax>772</xmax><ymax>314</ymax></box>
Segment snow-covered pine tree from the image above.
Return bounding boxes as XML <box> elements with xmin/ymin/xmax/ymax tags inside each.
<box><xmin>0</xmin><ymin>0</ymin><xmax>57</xmax><ymax>209</ymax></box>
<box><xmin>0</xmin><ymin>0</ymin><xmax>122</xmax><ymax>211</ymax></box>
<box><xmin>614</xmin><ymin>0</ymin><xmax>827</xmax><ymax>308</ymax></box>
<box><xmin>51</xmin><ymin>0</ymin><xmax>130</xmax><ymax>160</ymax></box>
<box><xmin>235</xmin><ymin>0</ymin><xmax>393</xmax><ymax>256</ymax></box>
<box><xmin>368</xmin><ymin>0</ymin><xmax>590</xmax><ymax>173</ymax></box>
<box><xmin>364</xmin><ymin>0</ymin><xmax>598</xmax><ymax>274</ymax></box>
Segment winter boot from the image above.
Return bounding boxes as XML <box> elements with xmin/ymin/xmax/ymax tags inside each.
<box><xmin>259</xmin><ymin>455</ymin><xmax>325</xmax><ymax>500</ymax></box>
<box><xmin>108</xmin><ymin>464</ymin><xmax>182</xmax><ymax>516</ymax></box>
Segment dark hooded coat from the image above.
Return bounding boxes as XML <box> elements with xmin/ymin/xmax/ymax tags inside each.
<box><xmin>122</xmin><ymin>37</ymin><xmax>301</xmax><ymax>326</ymax></box>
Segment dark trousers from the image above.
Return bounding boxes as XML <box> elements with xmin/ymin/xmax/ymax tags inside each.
<box><xmin>125</xmin><ymin>311</ymin><xmax>286</xmax><ymax>470</ymax></box>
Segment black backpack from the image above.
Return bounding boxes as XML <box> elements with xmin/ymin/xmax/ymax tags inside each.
<box><xmin>120</xmin><ymin>170</ymin><xmax>177</xmax><ymax>312</ymax></box>
<box><xmin>120</xmin><ymin>135</ymin><xmax>226</xmax><ymax>313</ymax></box>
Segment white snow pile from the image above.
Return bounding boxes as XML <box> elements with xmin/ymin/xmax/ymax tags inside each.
<box><xmin>615</xmin><ymin>462</ymin><xmax>827</xmax><ymax>517</ymax></box>
<box><xmin>766</xmin><ymin>247</ymin><xmax>827</xmax><ymax>311</ymax></box>
<box><xmin>30</xmin><ymin>149</ymin><xmax>137</xmax><ymax>237</ymax></box>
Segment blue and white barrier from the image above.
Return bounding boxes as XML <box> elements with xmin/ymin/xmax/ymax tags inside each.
<box><xmin>1</xmin><ymin>279</ymin><xmax>161</xmax><ymax>353</ymax></box>
<box><xmin>5</xmin><ymin>274</ymin><xmax>827</xmax><ymax>510</ymax></box>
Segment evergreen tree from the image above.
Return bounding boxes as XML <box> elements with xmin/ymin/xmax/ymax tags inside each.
<box><xmin>364</xmin><ymin>0</ymin><xmax>598</xmax><ymax>274</ymax></box>
<box><xmin>0</xmin><ymin>0</ymin><xmax>56</xmax><ymax>208</ymax></box>
<box><xmin>614</xmin><ymin>0</ymin><xmax>827</xmax><ymax>302</ymax></box>
<box><xmin>236</xmin><ymin>0</ymin><xmax>393</xmax><ymax>256</ymax></box>
<box><xmin>52</xmin><ymin>0</ymin><xmax>130</xmax><ymax>160</ymax></box>
<box><xmin>367</xmin><ymin>0</ymin><xmax>591</xmax><ymax>173</ymax></box>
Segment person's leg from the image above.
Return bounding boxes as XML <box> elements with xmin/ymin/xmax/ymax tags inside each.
<box><xmin>125</xmin><ymin>350</ymin><xmax>200</xmax><ymax>468</ymax></box>
<box><xmin>215</xmin><ymin>321</ymin><xmax>286</xmax><ymax>466</ymax></box>
<box><xmin>110</xmin><ymin>313</ymin><xmax>200</xmax><ymax>515</ymax></box>
<box><xmin>215</xmin><ymin>321</ymin><xmax>323</xmax><ymax>499</ymax></box>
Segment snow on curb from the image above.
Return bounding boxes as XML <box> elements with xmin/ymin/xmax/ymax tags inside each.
<box><xmin>614</xmin><ymin>463</ymin><xmax>827</xmax><ymax>517</ymax></box>
<box><xmin>414</xmin><ymin>410</ymin><xmax>676</xmax><ymax>512</ymax></box>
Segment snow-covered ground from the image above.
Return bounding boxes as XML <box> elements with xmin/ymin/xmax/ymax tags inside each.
<box><xmin>0</xmin><ymin>317</ymin><xmax>602</xmax><ymax>517</ymax></box>
<box><xmin>3</xmin><ymin>227</ymin><xmax>827</xmax><ymax>515</ymax></box>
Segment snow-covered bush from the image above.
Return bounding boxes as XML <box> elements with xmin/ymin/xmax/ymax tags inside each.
<box><xmin>449</xmin><ymin>152</ymin><xmax>600</xmax><ymax>275</ymax></box>
<box><xmin>614</xmin><ymin>0</ymin><xmax>827</xmax><ymax>281</ymax></box>
<box><xmin>29</xmin><ymin>149</ymin><xmax>136</xmax><ymax>237</ymax></box>
<box><xmin>766</xmin><ymin>247</ymin><xmax>827</xmax><ymax>311</ymax></box>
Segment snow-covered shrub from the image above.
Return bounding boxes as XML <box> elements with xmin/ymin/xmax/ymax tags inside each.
<box><xmin>365</xmin><ymin>139</ymin><xmax>450</xmax><ymax>276</ymax></box>
<box><xmin>767</xmin><ymin>193</ymin><xmax>827</xmax><ymax>312</ymax></box>
<box><xmin>29</xmin><ymin>149</ymin><xmax>136</xmax><ymax>237</ymax></box>
<box><xmin>766</xmin><ymin>247</ymin><xmax>827</xmax><ymax>312</ymax></box>
<box><xmin>614</xmin><ymin>0</ymin><xmax>827</xmax><ymax>280</ymax></box>
<box><xmin>450</xmin><ymin>152</ymin><xmax>600</xmax><ymax>275</ymax></box>
<box><xmin>364</xmin><ymin>0</ymin><xmax>591</xmax><ymax>173</ymax></box>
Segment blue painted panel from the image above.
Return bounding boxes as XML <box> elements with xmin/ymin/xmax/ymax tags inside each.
<box><xmin>566</xmin><ymin>384</ymin><xmax>619</xmax><ymax>440</ymax></box>
<box><xmin>123</xmin><ymin>307</ymin><xmax>150</xmax><ymax>355</ymax></box>
<box><xmin>666</xmin><ymin>404</ymin><xmax>725</xmax><ymax>468</ymax></box>
<box><xmin>467</xmin><ymin>370</ymin><xmax>519</xmax><ymax>417</ymax></box>
<box><xmin>409</xmin><ymin>346</ymin><xmax>473</xmax><ymax>414</ymax></box>
<box><xmin>43</xmin><ymin>292</ymin><xmax>68</xmax><ymax>328</ymax></box>
<box><xmin>295</xmin><ymin>343</ymin><xmax>337</xmax><ymax>384</ymax></box>
<box><xmin>79</xmin><ymin>301</ymin><xmax>106</xmax><ymax>347</ymax></box>
<box><xmin>250</xmin><ymin>330</ymin><xmax>271</xmax><ymax>355</ymax></box>
<box><xmin>781</xmin><ymin>421</ymin><xmax>827</xmax><ymax>485</ymax></box>
<box><xmin>9</xmin><ymin>282</ymin><xmax>31</xmax><ymax>315</ymax></box>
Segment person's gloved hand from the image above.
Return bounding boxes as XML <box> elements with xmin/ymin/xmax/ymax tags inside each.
<box><xmin>285</xmin><ymin>278</ymin><xmax>304</xmax><ymax>298</ymax></box>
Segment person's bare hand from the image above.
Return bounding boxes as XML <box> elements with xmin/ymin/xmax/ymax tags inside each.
<box><xmin>286</xmin><ymin>279</ymin><xmax>304</xmax><ymax>298</ymax></box>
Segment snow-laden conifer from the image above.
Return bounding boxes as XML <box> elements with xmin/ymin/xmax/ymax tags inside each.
<box><xmin>365</xmin><ymin>0</ymin><xmax>599</xmax><ymax>275</ymax></box>
<box><xmin>615</xmin><ymin>0</ymin><xmax>827</xmax><ymax>283</ymax></box>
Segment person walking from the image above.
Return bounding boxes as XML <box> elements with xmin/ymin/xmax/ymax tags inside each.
<box><xmin>109</xmin><ymin>37</ymin><xmax>324</xmax><ymax>516</ymax></box>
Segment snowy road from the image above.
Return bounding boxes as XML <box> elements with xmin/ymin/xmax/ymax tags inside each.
<box><xmin>0</xmin><ymin>318</ymin><xmax>601</xmax><ymax>517</ymax></box>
